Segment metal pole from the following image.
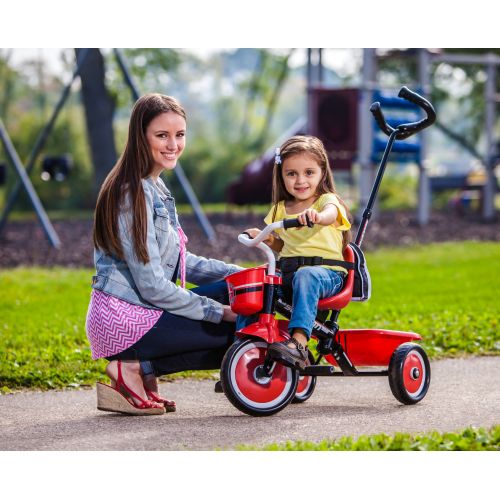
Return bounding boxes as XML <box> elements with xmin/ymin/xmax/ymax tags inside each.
<box><xmin>428</xmin><ymin>50</ymin><xmax>500</xmax><ymax>221</ymax></box>
<box><xmin>358</xmin><ymin>48</ymin><xmax>376</xmax><ymax>222</ymax></box>
<box><xmin>113</xmin><ymin>48</ymin><xmax>139</xmax><ymax>101</ymax></box>
<box><xmin>173</xmin><ymin>162</ymin><xmax>215</xmax><ymax>240</ymax></box>
<box><xmin>113</xmin><ymin>49</ymin><xmax>216</xmax><ymax>242</ymax></box>
<box><xmin>432</xmin><ymin>53</ymin><xmax>500</xmax><ymax>66</ymax></box>
<box><xmin>318</xmin><ymin>48</ymin><xmax>323</xmax><ymax>85</ymax></box>
<box><xmin>0</xmin><ymin>118</ymin><xmax>60</xmax><ymax>247</ymax></box>
<box><xmin>0</xmin><ymin>48</ymin><xmax>90</xmax><ymax>238</ymax></box>
<box><xmin>306</xmin><ymin>48</ymin><xmax>313</xmax><ymax>135</ymax></box>
<box><xmin>313</xmin><ymin>48</ymin><xmax>320</xmax><ymax>85</ymax></box>
<box><xmin>356</xmin><ymin>132</ymin><xmax>398</xmax><ymax>247</ymax></box>
<box><xmin>417</xmin><ymin>48</ymin><xmax>431</xmax><ymax>225</ymax></box>
<box><xmin>482</xmin><ymin>59</ymin><xmax>496</xmax><ymax>221</ymax></box>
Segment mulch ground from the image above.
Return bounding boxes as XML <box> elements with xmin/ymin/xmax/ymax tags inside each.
<box><xmin>0</xmin><ymin>210</ymin><xmax>498</xmax><ymax>268</ymax></box>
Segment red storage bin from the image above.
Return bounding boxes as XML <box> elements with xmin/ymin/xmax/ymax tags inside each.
<box><xmin>226</xmin><ymin>267</ymin><xmax>266</xmax><ymax>315</ymax></box>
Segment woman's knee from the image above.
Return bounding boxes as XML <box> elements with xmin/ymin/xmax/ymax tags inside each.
<box><xmin>191</xmin><ymin>280</ymin><xmax>229</xmax><ymax>304</ymax></box>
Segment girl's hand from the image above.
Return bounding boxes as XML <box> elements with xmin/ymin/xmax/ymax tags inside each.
<box><xmin>298</xmin><ymin>208</ymin><xmax>322</xmax><ymax>226</ymax></box>
<box><xmin>222</xmin><ymin>305</ymin><xmax>237</xmax><ymax>322</ymax></box>
<box><xmin>299</xmin><ymin>204</ymin><xmax>339</xmax><ymax>227</ymax></box>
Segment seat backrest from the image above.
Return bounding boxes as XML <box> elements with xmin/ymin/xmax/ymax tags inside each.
<box><xmin>317</xmin><ymin>245</ymin><xmax>355</xmax><ymax>311</ymax></box>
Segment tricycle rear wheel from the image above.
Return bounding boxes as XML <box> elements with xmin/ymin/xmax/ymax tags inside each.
<box><xmin>388</xmin><ymin>342</ymin><xmax>430</xmax><ymax>405</ymax></box>
<box><xmin>292</xmin><ymin>351</ymin><xmax>317</xmax><ymax>404</ymax></box>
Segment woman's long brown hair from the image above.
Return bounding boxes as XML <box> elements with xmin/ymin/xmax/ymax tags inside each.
<box><xmin>272</xmin><ymin>135</ymin><xmax>352</xmax><ymax>250</ymax></box>
<box><xmin>93</xmin><ymin>94</ymin><xmax>186</xmax><ymax>263</ymax></box>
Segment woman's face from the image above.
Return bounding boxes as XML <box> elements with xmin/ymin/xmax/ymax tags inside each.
<box><xmin>146</xmin><ymin>111</ymin><xmax>186</xmax><ymax>178</ymax></box>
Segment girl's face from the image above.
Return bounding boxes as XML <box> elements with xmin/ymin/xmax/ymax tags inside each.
<box><xmin>281</xmin><ymin>152</ymin><xmax>323</xmax><ymax>203</ymax></box>
<box><xmin>146</xmin><ymin>111</ymin><xmax>186</xmax><ymax>179</ymax></box>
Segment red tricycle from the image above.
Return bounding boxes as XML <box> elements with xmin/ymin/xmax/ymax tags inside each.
<box><xmin>220</xmin><ymin>86</ymin><xmax>436</xmax><ymax>417</ymax></box>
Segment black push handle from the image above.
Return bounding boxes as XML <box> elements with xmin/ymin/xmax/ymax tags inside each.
<box><xmin>283</xmin><ymin>215</ymin><xmax>314</xmax><ymax>230</ymax></box>
<box><xmin>370</xmin><ymin>86</ymin><xmax>436</xmax><ymax>139</ymax></box>
<box><xmin>369</xmin><ymin>102</ymin><xmax>393</xmax><ymax>136</ymax></box>
<box><xmin>396</xmin><ymin>86</ymin><xmax>436</xmax><ymax>136</ymax></box>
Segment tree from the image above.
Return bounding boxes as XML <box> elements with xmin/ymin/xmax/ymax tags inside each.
<box><xmin>75</xmin><ymin>48</ymin><xmax>117</xmax><ymax>200</ymax></box>
<box><xmin>0</xmin><ymin>50</ymin><xmax>17</xmax><ymax>125</ymax></box>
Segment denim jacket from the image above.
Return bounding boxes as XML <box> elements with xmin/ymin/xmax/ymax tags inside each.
<box><xmin>91</xmin><ymin>176</ymin><xmax>242</xmax><ymax>323</ymax></box>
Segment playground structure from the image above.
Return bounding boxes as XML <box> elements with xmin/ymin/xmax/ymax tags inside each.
<box><xmin>0</xmin><ymin>49</ymin><xmax>498</xmax><ymax>250</ymax></box>
<box><xmin>228</xmin><ymin>48</ymin><xmax>499</xmax><ymax>225</ymax></box>
<box><xmin>0</xmin><ymin>49</ymin><xmax>216</xmax><ymax>248</ymax></box>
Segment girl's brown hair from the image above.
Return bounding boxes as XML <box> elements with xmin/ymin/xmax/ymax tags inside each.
<box><xmin>271</xmin><ymin>135</ymin><xmax>352</xmax><ymax>250</ymax></box>
<box><xmin>93</xmin><ymin>93</ymin><xmax>186</xmax><ymax>263</ymax></box>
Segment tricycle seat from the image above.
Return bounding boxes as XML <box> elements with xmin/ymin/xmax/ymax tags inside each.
<box><xmin>317</xmin><ymin>245</ymin><xmax>355</xmax><ymax>311</ymax></box>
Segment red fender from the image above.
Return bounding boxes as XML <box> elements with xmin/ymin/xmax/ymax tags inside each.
<box><xmin>236</xmin><ymin>315</ymin><xmax>290</xmax><ymax>344</ymax></box>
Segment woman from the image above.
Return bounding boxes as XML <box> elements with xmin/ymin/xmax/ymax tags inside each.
<box><xmin>86</xmin><ymin>93</ymin><xmax>241</xmax><ymax>415</ymax></box>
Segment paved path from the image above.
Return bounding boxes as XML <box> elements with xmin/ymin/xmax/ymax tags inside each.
<box><xmin>1</xmin><ymin>357</ymin><xmax>499</xmax><ymax>450</ymax></box>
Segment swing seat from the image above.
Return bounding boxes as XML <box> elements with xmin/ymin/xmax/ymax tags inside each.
<box><xmin>317</xmin><ymin>245</ymin><xmax>355</xmax><ymax>311</ymax></box>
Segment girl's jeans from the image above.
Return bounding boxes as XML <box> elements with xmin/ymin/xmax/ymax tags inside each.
<box><xmin>287</xmin><ymin>266</ymin><xmax>345</xmax><ymax>339</ymax></box>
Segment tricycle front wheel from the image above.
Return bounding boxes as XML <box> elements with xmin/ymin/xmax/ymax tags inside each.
<box><xmin>220</xmin><ymin>338</ymin><xmax>298</xmax><ymax>417</ymax></box>
<box><xmin>388</xmin><ymin>342</ymin><xmax>431</xmax><ymax>405</ymax></box>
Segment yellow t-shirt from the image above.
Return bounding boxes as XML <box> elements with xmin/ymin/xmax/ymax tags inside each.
<box><xmin>264</xmin><ymin>193</ymin><xmax>351</xmax><ymax>274</ymax></box>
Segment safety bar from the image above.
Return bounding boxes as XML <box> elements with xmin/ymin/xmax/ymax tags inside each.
<box><xmin>370</xmin><ymin>86</ymin><xmax>436</xmax><ymax>140</ymax></box>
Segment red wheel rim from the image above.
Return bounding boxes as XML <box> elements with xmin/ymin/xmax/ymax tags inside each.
<box><xmin>231</xmin><ymin>341</ymin><xmax>293</xmax><ymax>409</ymax></box>
<box><xmin>402</xmin><ymin>351</ymin><xmax>425</xmax><ymax>395</ymax></box>
<box><xmin>296</xmin><ymin>375</ymin><xmax>312</xmax><ymax>397</ymax></box>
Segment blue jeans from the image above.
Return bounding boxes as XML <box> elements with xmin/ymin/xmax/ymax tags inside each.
<box><xmin>288</xmin><ymin>267</ymin><xmax>345</xmax><ymax>339</ymax></box>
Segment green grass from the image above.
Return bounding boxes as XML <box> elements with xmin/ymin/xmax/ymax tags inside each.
<box><xmin>0</xmin><ymin>241</ymin><xmax>499</xmax><ymax>391</ymax></box>
<box><xmin>0</xmin><ymin>268</ymin><xmax>103</xmax><ymax>392</ymax></box>
<box><xmin>237</xmin><ymin>425</ymin><xmax>500</xmax><ymax>451</ymax></box>
<box><xmin>8</xmin><ymin>209</ymin><xmax>94</xmax><ymax>221</ymax></box>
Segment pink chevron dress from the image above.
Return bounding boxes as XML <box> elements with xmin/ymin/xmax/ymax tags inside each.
<box><xmin>85</xmin><ymin>290</ymin><xmax>162</xmax><ymax>359</ymax></box>
<box><xmin>86</xmin><ymin>227</ymin><xmax>189</xmax><ymax>359</ymax></box>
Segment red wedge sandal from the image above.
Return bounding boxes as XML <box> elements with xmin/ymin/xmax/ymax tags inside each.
<box><xmin>145</xmin><ymin>390</ymin><xmax>177</xmax><ymax>412</ymax></box>
<box><xmin>97</xmin><ymin>360</ymin><xmax>165</xmax><ymax>415</ymax></box>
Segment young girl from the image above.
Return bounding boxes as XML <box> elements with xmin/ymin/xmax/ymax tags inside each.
<box><xmin>247</xmin><ymin>135</ymin><xmax>352</xmax><ymax>370</ymax></box>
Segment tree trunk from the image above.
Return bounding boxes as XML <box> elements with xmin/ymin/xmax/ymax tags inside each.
<box><xmin>75</xmin><ymin>48</ymin><xmax>117</xmax><ymax>201</ymax></box>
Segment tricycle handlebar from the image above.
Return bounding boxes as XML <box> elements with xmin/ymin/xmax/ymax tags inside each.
<box><xmin>237</xmin><ymin>217</ymin><xmax>312</xmax><ymax>276</ymax></box>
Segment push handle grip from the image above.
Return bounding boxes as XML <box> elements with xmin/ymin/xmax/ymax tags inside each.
<box><xmin>398</xmin><ymin>86</ymin><xmax>432</xmax><ymax>112</ymax></box>
<box><xmin>370</xmin><ymin>102</ymin><xmax>394</xmax><ymax>136</ymax></box>
<box><xmin>396</xmin><ymin>86</ymin><xmax>436</xmax><ymax>136</ymax></box>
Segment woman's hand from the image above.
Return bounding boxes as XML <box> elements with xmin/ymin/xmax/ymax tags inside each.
<box><xmin>243</xmin><ymin>227</ymin><xmax>283</xmax><ymax>252</ymax></box>
<box><xmin>222</xmin><ymin>305</ymin><xmax>237</xmax><ymax>322</ymax></box>
<box><xmin>244</xmin><ymin>227</ymin><xmax>274</xmax><ymax>246</ymax></box>
<box><xmin>243</xmin><ymin>227</ymin><xmax>262</xmax><ymax>239</ymax></box>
